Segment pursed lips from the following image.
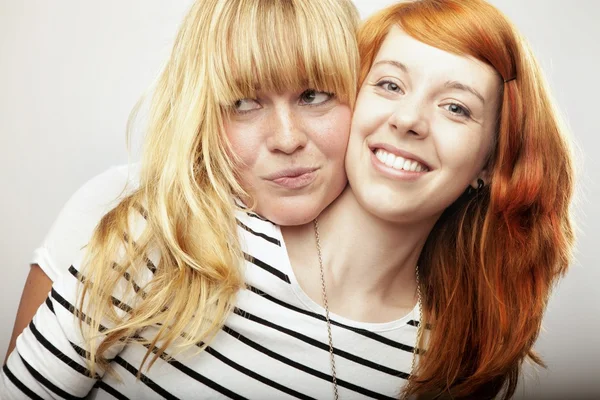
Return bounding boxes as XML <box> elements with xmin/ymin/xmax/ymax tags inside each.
<box><xmin>263</xmin><ymin>167</ymin><xmax>318</xmax><ymax>189</ymax></box>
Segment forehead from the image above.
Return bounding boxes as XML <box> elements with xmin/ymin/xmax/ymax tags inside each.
<box><xmin>373</xmin><ymin>26</ymin><xmax>500</xmax><ymax>97</ymax></box>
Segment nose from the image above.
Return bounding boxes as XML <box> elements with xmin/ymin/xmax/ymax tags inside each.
<box><xmin>266</xmin><ymin>106</ymin><xmax>308</xmax><ymax>154</ymax></box>
<box><xmin>387</xmin><ymin>99</ymin><xmax>429</xmax><ymax>138</ymax></box>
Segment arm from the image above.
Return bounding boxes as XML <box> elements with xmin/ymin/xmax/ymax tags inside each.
<box><xmin>3</xmin><ymin>265</ymin><xmax>52</xmax><ymax>363</ymax></box>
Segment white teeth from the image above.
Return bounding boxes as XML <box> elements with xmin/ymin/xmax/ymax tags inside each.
<box><xmin>385</xmin><ymin>153</ymin><xmax>395</xmax><ymax>167</ymax></box>
<box><xmin>393</xmin><ymin>156</ymin><xmax>405</xmax><ymax>169</ymax></box>
<box><xmin>374</xmin><ymin>149</ymin><xmax>428</xmax><ymax>172</ymax></box>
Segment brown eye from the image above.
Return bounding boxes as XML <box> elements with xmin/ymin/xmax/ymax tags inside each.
<box><xmin>232</xmin><ymin>98</ymin><xmax>260</xmax><ymax>113</ymax></box>
<box><xmin>299</xmin><ymin>89</ymin><xmax>332</xmax><ymax>105</ymax></box>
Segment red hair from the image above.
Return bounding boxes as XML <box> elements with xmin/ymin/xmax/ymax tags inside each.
<box><xmin>358</xmin><ymin>1</ymin><xmax>575</xmax><ymax>398</ymax></box>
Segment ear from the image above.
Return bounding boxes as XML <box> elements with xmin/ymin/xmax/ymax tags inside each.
<box><xmin>470</xmin><ymin>169</ymin><xmax>491</xmax><ymax>189</ymax></box>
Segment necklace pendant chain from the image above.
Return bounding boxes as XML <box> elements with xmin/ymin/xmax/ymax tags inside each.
<box><xmin>313</xmin><ymin>218</ymin><xmax>423</xmax><ymax>400</ymax></box>
<box><xmin>314</xmin><ymin>218</ymin><xmax>340</xmax><ymax>400</ymax></box>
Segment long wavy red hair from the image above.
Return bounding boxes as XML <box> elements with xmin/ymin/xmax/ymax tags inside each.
<box><xmin>358</xmin><ymin>1</ymin><xmax>575</xmax><ymax>398</ymax></box>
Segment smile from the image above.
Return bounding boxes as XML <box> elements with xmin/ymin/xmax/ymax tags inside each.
<box><xmin>373</xmin><ymin>149</ymin><xmax>429</xmax><ymax>172</ymax></box>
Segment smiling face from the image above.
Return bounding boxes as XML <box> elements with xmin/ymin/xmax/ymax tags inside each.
<box><xmin>225</xmin><ymin>89</ymin><xmax>351</xmax><ymax>225</ymax></box>
<box><xmin>346</xmin><ymin>26</ymin><xmax>501</xmax><ymax>224</ymax></box>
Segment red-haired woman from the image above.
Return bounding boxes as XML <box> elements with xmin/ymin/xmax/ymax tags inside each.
<box><xmin>282</xmin><ymin>0</ymin><xmax>575</xmax><ymax>398</ymax></box>
<box><xmin>2</xmin><ymin>0</ymin><xmax>574</xmax><ymax>399</ymax></box>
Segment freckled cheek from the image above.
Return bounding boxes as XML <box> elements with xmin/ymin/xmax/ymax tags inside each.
<box><xmin>224</xmin><ymin>123</ymin><xmax>263</xmax><ymax>169</ymax></box>
<box><xmin>306</xmin><ymin>108</ymin><xmax>352</xmax><ymax>160</ymax></box>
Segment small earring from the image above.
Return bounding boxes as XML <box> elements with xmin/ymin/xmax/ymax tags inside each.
<box><xmin>477</xmin><ymin>178</ymin><xmax>484</xmax><ymax>191</ymax></box>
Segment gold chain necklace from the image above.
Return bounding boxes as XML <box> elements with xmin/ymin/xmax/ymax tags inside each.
<box><xmin>313</xmin><ymin>218</ymin><xmax>423</xmax><ymax>400</ymax></box>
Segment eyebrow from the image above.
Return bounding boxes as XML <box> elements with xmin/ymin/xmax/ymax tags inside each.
<box><xmin>444</xmin><ymin>81</ymin><xmax>485</xmax><ymax>104</ymax></box>
<box><xmin>371</xmin><ymin>60</ymin><xmax>409</xmax><ymax>73</ymax></box>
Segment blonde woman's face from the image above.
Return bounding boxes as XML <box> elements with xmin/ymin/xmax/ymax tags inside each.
<box><xmin>225</xmin><ymin>89</ymin><xmax>351</xmax><ymax>225</ymax></box>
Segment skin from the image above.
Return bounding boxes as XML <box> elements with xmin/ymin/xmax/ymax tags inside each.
<box><xmin>284</xmin><ymin>26</ymin><xmax>501</xmax><ymax>323</ymax></box>
<box><xmin>4</xmin><ymin>265</ymin><xmax>52</xmax><ymax>362</ymax></box>
<box><xmin>225</xmin><ymin>88</ymin><xmax>351</xmax><ymax>226</ymax></box>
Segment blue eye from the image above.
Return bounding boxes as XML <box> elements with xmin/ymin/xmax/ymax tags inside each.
<box><xmin>444</xmin><ymin>103</ymin><xmax>471</xmax><ymax>118</ymax></box>
<box><xmin>299</xmin><ymin>90</ymin><xmax>333</xmax><ymax>105</ymax></box>
<box><xmin>376</xmin><ymin>80</ymin><xmax>403</xmax><ymax>93</ymax></box>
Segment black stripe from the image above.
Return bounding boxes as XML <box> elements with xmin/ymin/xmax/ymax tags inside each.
<box><xmin>243</xmin><ymin>252</ymin><xmax>290</xmax><ymax>283</ymax></box>
<box><xmin>204</xmin><ymin>346</ymin><xmax>315</xmax><ymax>399</ymax></box>
<box><xmin>233</xmin><ymin>200</ymin><xmax>273</xmax><ymax>223</ymax></box>
<box><xmin>45</xmin><ymin>296</ymin><xmax>55</xmax><ymax>313</ymax></box>
<box><xmin>28</xmin><ymin>320</ymin><xmax>96</xmax><ymax>378</ymax></box>
<box><xmin>19</xmin><ymin>354</ymin><xmax>86</xmax><ymax>399</ymax></box>
<box><xmin>247</xmin><ymin>285</ymin><xmax>416</xmax><ymax>353</ymax></box>
<box><xmin>110</xmin><ymin>297</ymin><xmax>133</xmax><ymax>313</ymax></box>
<box><xmin>68</xmin><ymin>265</ymin><xmax>133</xmax><ymax>313</ymax></box>
<box><xmin>222</xmin><ymin>326</ymin><xmax>397</xmax><ymax>400</ymax></box>
<box><xmin>112</xmin><ymin>262</ymin><xmax>147</xmax><ymax>299</ymax></box>
<box><xmin>131</xmin><ymin>336</ymin><xmax>246</xmax><ymax>399</ymax></box>
<box><xmin>50</xmin><ymin>287</ymin><xmax>109</xmax><ymax>332</ymax></box>
<box><xmin>246</xmin><ymin>212</ymin><xmax>270</xmax><ymax>222</ymax></box>
<box><xmin>237</xmin><ymin>219</ymin><xmax>281</xmax><ymax>246</ymax></box>
<box><xmin>113</xmin><ymin>356</ymin><xmax>179</xmax><ymax>400</ymax></box>
<box><xmin>234</xmin><ymin>308</ymin><xmax>410</xmax><ymax>380</ymax></box>
<box><xmin>121</xmin><ymin>270</ymin><xmax>145</xmax><ymax>298</ymax></box>
<box><xmin>95</xmin><ymin>381</ymin><xmax>131</xmax><ymax>400</ymax></box>
<box><xmin>2</xmin><ymin>363</ymin><xmax>45</xmax><ymax>400</ymax></box>
<box><xmin>69</xmin><ymin>341</ymin><xmax>90</xmax><ymax>360</ymax></box>
<box><xmin>68</xmin><ymin>341</ymin><xmax>116</xmax><ymax>366</ymax></box>
<box><xmin>133</xmin><ymin>202</ymin><xmax>148</xmax><ymax>220</ymax></box>
<box><xmin>121</xmin><ymin>231</ymin><xmax>157</xmax><ymax>275</ymax></box>
<box><xmin>145</xmin><ymin>258</ymin><xmax>157</xmax><ymax>274</ymax></box>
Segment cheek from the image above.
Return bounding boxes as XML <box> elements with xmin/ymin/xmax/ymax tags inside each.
<box><xmin>350</xmin><ymin>93</ymin><xmax>391</xmax><ymax>142</ymax></box>
<box><xmin>224</xmin><ymin>121</ymin><xmax>262</xmax><ymax>169</ymax></box>
<box><xmin>435</xmin><ymin>126</ymin><xmax>490</xmax><ymax>175</ymax></box>
<box><xmin>308</xmin><ymin>106</ymin><xmax>352</xmax><ymax>160</ymax></box>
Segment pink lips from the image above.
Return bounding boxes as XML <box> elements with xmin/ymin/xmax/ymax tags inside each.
<box><xmin>264</xmin><ymin>167</ymin><xmax>318</xmax><ymax>189</ymax></box>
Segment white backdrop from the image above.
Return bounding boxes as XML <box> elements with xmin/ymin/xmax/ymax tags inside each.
<box><xmin>1</xmin><ymin>1</ymin><xmax>598</xmax><ymax>398</ymax></box>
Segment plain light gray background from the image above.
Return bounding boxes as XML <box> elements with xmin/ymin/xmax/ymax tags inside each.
<box><xmin>1</xmin><ymin>1</ymin><xmax>598</xmax><ymax>398</ymax></box>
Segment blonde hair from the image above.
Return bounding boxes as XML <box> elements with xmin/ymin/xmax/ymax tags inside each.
<box><xmin>79</xmin><ymin>0</ymin><xmax>359</xmax><ymax>376</ymax></box>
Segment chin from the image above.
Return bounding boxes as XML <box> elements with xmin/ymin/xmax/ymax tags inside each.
<box><xmin>355</xmin><ymin>189</ymin><xmax>415</xmax><ymax>223</ymax></box>
<box><xmin>260</xmin><ymin>203</ymin><xmax>321</xmax><ymax>226</ymax></box>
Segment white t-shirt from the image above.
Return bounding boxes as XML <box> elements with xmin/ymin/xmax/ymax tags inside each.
<box><xmin>4</xmin><ymin>165</ymin><xmax>421</xmax><ymax>399</ymax></box>
<box><xmin>31</xmin><ymin>164</ymin><xmax>141</xmax><ymax>281</ymax></box>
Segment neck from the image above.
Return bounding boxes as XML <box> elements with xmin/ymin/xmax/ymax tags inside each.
<box><xmin>283</xmin><ymin>186</ymin><xmax>437</xmax><ymax>322</ymax></box>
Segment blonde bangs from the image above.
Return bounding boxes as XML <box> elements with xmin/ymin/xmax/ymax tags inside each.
<box><xmin>207</xmin><ymin>0</ymin><xmax>359</xmax><ymax>108</ymax></box>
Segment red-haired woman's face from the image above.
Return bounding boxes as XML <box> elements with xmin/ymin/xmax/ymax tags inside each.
<box><xmin>346</xmin><ymin>26</ymin><xmax>501</xmax><ymax>224</ymax></box>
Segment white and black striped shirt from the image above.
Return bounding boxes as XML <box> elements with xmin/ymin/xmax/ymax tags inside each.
<box><xmin>2</xmin><ymin>206</ymin><xmax>420</xmax><ymax>399</ymax></box>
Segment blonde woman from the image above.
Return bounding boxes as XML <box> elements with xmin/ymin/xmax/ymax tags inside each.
<box><xmin>2</xmin><ymin>0</ymin><xmax>362</xmax><ymax>398</ymax></box>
